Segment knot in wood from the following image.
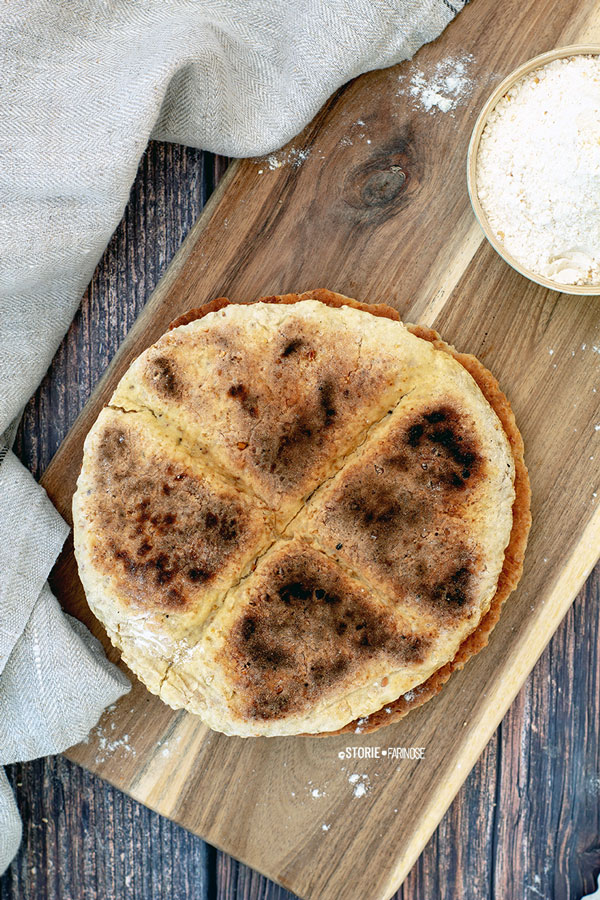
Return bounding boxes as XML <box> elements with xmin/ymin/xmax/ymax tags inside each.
<box><xmin>361</xmin><ymin>167</ymin><xmax>406</xmax><ymax>207</ymax></box>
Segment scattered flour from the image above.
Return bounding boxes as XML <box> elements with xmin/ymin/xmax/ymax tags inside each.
<box><xmin>338</xmin><ymin>118</ymin><xmax>373</xmax><ymax>149</ymax></box>
<box><xmin>476</xmin><ymin>55</ymin><xmax>600</xmax><ymax>285</ymax></box>
<box><xmin>525</xmin><ymin>876</ymin><xmax>545</xmax><ymax>898</ymax></box>
<box><xmin>261</xmin><ymin>146</ymin><xmax>312</xmax><ymax>170</ymax></box>
<box><xmin>588</xmin><ymin>774</ymin><xmax>600</xmax><ymax>795</ymax></box>
<box><xmin>307</xmin><ymin>780</ymin><xmax>326</xmax><ymax>799</ymax></box>
<box><xmin>79</xmin><ymin>704</ymin><xmax>139</xmax><ymax>764</ymax></box>
<box><xmin>90</xmin><ymin>726</ymin><xmax>135</xmax><ymax>764</ymax></box>
<box><xmin>348</xmin><ymin>773</ymin><xmax>371</xmax><ymax>798</ymax></box>
<box><xmin>399</xmin><ymin>53</ymin><xmax>475</xmax><ymax>114</ymax></box>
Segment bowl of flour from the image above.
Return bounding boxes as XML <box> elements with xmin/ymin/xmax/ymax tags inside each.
<box><xmin>468</xmin><ymin>46</ymin><xmax>600</xmax><ymax>295</ymax></box>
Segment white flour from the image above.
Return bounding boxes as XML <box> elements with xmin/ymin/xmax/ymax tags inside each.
<box><xmin>399</xmin><ymin>53</ymin><xmax>474</xmax><ymax>114</ymax></box>
<box><xmin>476</xmin><ymin>55</ymin><xmax>600</xmax><ymax>285</ymax></box>
<box><xmin>259</xmin><ymin>146</ymin><xmax>312</xmax><ymax>170</ymax></box>
<box><xmin>348</xmin><ymin>772</ymin><xmax>371</xmax><ymax>798</ymax></box>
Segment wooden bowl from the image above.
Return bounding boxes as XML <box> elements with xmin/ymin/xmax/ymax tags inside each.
<box><xmin>467</xmin><ymin>45</ymin><xmax>600</xmax><ymax>296</ymax></box>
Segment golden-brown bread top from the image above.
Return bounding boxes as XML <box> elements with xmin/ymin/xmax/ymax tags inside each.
<box><xmin>73</xmin><ymin>290</ymin><xmax>531</xmax><ymax>736</ymax></box>
<box><xmin>110</xmin><ymin>293</ymin><xmax>434</xmax><ymax>526</ymax></box>
<box><xmin>73</xmin><ymin>406</ymin><xmax>275</xmax><ymax>694</ymax></box>
<box><xmin>159</xmin><ymin>539</ymin><xmax>449</xmax><ymax>736</ymax></box>
<box><xmin>334</xmin><ymin>322</ymin><xmax>531</xmax><ymax>735</ymax></box>
<box><xmin>79</xmin><ymin>408</ymin><xmax>273</xmax><ymax>609</ymax></box>
<box><xmin>223</xmin><ymin>544</ymin><xmax>429</xmax><ymax>722</ymax></box>
<box><xmin>291</xmin><ymin>376</ymin><xmax>515</xmax><ymax>633</ymax></box>
<box><xmin>167</xmin><ymin>289</ymin><xmax>402</xmax><ymax>330</ymax></box>
<box><xmin>168</xmin><ymin>293</ymin><xmax>530</xmax><ymax>734</ymax></box>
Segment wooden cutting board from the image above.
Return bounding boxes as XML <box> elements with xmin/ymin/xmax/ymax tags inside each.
<box><xmin>41</xmin><ymin>1</ymin><xmax>600</xmax><ymax>898</ymax></box>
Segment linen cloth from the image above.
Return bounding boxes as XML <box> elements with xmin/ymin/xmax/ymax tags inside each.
<box><xmin>0</xmin><ymin>0</ymin><xmax>467</xmax><ymax>875</ymax></box>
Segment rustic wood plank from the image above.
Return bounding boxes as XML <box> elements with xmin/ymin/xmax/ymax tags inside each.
<box><xmin>2</xmin><ymin>141</ymin><xmax>219</xmax><ymax>900</ymax></box>
<box><xmin>491</xmin><ymin>565</ymin><xmax>600</xmax><ymax>900</ymax></box>
<box><xmin>41</xmin><ymin>0</ymin><xmax>600</xmax><ymax>519</ymax></box>
<box><xmin>2</xmin><ymin>569</ymin><xmax>598</xmax><ymax>899</ymax></box>
<box><xmin>3</xmin><ymin>0</ymin><xmax>600</xmax><ymax>896</ymax></box>
<box><xmin>37</xmin><ymin>0</ymin><xmax>600</xmax><ymax>897</ymax></box>
<box><xmin>1</xmin><ymin>756</ymin><xmax>211</xmax><ymax>900</ymax></box>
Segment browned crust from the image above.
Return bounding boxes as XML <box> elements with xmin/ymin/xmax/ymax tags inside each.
<box><xmin>167</xmin><ymin>290</ymin><xmax>532</xmax><ymax>735</ymax></box>
<box><xmin>169</xmin><ymin>296</ymin><xmax>231</xmax><ymax>328</ymax></box>
<box><xmin>334</xmin><ymin>323</ymin><xmax>531</xmax><ymax>734</ymax></box>
<box><xmin>167</xmin><ymin>289</ymin><xmax>401</xmax><ymax>330</ymax></box>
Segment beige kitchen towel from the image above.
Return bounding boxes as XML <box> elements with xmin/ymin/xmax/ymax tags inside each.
<box><xmin>0</xmin><ymin>0</ymin><xmax>467</xmax><ymax>875</ymax></box>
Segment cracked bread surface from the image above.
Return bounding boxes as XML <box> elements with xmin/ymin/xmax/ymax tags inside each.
<box><xmin>73</xmin><ymin>290</ymin><xmax>529</xmax><ymax>736</ymax></box>
<box><xmin>73</xmin><ymin>405</ymin><xmax>275</xmax><ymax>696</ymax></box>
<box><xmin>109</xmin><ymin>299</ymin><xmax>434</xmax><ymax>525</ymax></box>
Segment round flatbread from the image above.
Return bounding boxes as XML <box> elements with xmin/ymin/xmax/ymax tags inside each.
<box><xmin>73</xmin><ymin>290</ymin><xmax>530</xmax><ymax>736</ymax></box>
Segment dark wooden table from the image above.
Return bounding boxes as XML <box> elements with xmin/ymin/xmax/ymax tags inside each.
<box><xmin>1</xmin><ymin>142</ymin><xmax>599</xmax><ymax>900</ymax></box>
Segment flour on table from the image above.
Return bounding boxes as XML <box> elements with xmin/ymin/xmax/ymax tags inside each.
<box><xmin>398</xmin><ymin>53</ymin><xmax>475</xmax><ymax>114</ymax></box>
<box><xmin>476</xmin><ymin>55</ymin><xmax>600</xmax><ymax>285</ymax></box>
<box><xmin>259</xmin><ymin>146</ymin><xmax>312</xmax><ymax>170</ymax></box>
<box><xmin>348</xmin><ymin>773</ymin><xmax>371</xmax><ymax>798</ymax></box>
<box><xmin>307</xmin><ymin>779</ymin><xmax>326</xmax><ymax>799</ymax></box>
<box><xmin>79</xmin><ymin>705</ymin><xmax>136</xmax><ymax>764</ymax></box>
<box><xmin>89</xmin><ymin>724</ymin><xmax>135</xmax><ymax>764</ymax></box>
<box><xmin>338</xmin><ymin>118</ymin><xmax>373</xmax><ymax>149</ymax></box>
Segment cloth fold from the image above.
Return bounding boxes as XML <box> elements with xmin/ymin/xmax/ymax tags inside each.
<box><xmin>0</xmin><ymin>0</ymin><xmax>466</xmax><ymax>876</ymax></box>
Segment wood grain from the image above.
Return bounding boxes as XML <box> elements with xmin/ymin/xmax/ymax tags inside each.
<box><xmin>2</xmin><ymin>142</ymin><xmax>220</xmax><ymax>900</ymax></box>
<box><xmin>3</xmin><ymin>0</ymin><xmax>600</xmax><ymax>897</ymax></box>
<box><xmin>42</xmin><ymin>0</ymin><xmax>600</xmax><ymax>897</ymax></box>
<box><xmin>2</xmin><ymin>572</ymin><xmax>598</xmax><ymax>900</ymax></box>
